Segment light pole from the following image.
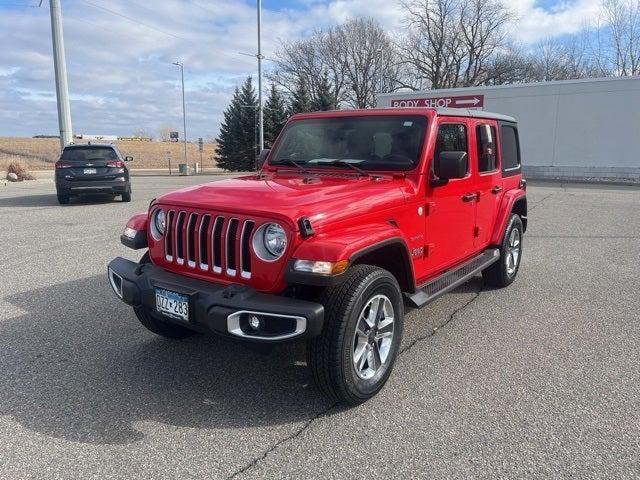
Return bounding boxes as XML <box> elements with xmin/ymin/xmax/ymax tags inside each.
<box><xmin>173</xmin><ymin>61</ymin><xmax>187</xmax><ymax>164</ymax></box>
<box><xmin>257</xmin><ymin>0</ymin><xmax>264</xmax><ymax>152</ymax></box>
<box><xmin>45</xmin><ymin>0</ymin><xmax>73</xmax><ymax>150</ymax></box>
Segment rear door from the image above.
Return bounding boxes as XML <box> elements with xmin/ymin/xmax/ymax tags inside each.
<box><xmin>472</xmin><ymin>121</ymin><xmax>502</xmax><ymax>247</ymax></box>
<box><xmin>424</xmin><ymin>118</ymin><xmax>477</xmax><ymax>278</ymax></box>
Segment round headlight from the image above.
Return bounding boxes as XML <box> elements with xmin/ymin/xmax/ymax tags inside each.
<box><xmin>263</xmin><ymin>223</ymin><xmax>287</xmax><ymax>257</ymax></box>
<box><xmin>151</xmin><ymin>209</ymin><xmax>165</xmax><ymax>240</ymax></box>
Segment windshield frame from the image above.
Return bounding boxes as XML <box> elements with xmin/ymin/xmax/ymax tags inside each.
<box><xmin>267</xmin><ymin>114</ymin><xmax>430</xmax><ymax>173</ymax></box>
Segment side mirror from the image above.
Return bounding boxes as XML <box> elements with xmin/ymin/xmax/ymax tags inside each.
<box><xmin>258</xmin><ymin>149</ymin><xmax>270</xmax><ymax>166</ymax></box>
<box><xmin>431</xmin><ymin>151</ymin><xmax>467</xmax><ymax>185</ymax></box>
<box><xmin>125</xmin><ymin>156</ymin><xmax>133</xmax><ymax>162</ymax></box>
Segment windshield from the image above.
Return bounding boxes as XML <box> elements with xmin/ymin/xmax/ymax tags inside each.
<box><xmin>61</xmin><ymin>147</ymin><xmax>118</xmax><ymax>162</ymax></box>
<box><xmin>269</xmin><ymin>116</ymin><xmax>427</xmax><ymax>171</ymax></box>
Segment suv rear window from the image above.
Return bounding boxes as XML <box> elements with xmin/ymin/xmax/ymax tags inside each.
<box><xmin>270</xmin><ymin>116</ymin><xmax>428</xmax><ymax>171</ymax></box>
<box><xmin>500</xmin><ymin>125</ymin><xmax>520</xmax><ymax>171</ymax></box>
<box><xmin>61</xmin><ymin>147</ymin><xmax>118</xmax><ymax>162</ymax></box>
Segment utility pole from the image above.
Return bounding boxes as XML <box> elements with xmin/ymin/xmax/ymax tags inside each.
<box><xmin>257</xmin><ymin>0</ymin><xmax>264</xmax><ymax>152</ymax></box>
<box><xmin>47</xmin><ymin>0</ymin><xmax>73</xmax><ymax>150</ymax></box>
<box><xmin>173</xmin><ymin>61</ymin><xmax>187</xmax><ymax>164</ymax></box>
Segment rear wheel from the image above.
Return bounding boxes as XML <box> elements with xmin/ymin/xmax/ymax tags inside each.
<box><xmin>133</xmin><ymin>252</ymin><xmax>196</xmax><ymax>339</ymax></box>
<box><xmin>483</xmin><ymin>214</ymin><xmax>523</xmax><ymax>287</ymax></box>
<box><xmin>57</xmin><ymin>193</ymin><xmax>69</xmax><ymax>205</ymax></box>
<box><xmin>121</xmin><ymin>190</ymin><xmax>131</xmax><ymax>202</ymax></box>
<box><xmin>308</xmin><ymin>265</ymin><xmax>403</xmax><ymax>405</ymax></box>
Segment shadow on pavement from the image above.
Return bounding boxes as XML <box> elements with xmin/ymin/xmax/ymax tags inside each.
<box><xmin>0</xmin><ymin>193</ymin><xmax>119</xmax><ymax>208</ymax></box>
<box><xmin>0</xmin><ymin>275</ymin><xmax>332</xmax><ymax>446</ymax></box>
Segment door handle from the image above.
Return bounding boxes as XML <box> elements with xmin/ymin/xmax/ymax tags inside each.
<box><xmin>491</xmin><ymin>186</ymin><xmax>503</xmax><ymax>194</ymax></box>
<box><xmin>462</xmin><ymin>193</ymin><xmax>477</xmax><ymax>202</ymax></box>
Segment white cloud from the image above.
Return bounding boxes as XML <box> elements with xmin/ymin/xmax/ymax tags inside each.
<box><xmin>0</xmin><ymin>0</ymin><xmax>603</xmax><ymax>139</ymax></box>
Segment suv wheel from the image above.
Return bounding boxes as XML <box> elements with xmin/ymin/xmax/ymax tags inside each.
<box><xmin>121</xmin><ymin>190</ymin><xmax>132</xmax><ymax>202</ymax></box>
<box><xmin>57</xmin><ymin>193</ymin><xmax>70</xmax><ymax>205</ymax></box>
<box><xmin>133</xmin><ymin>252</ymin><xmax>196</xmax><ymax>339</ymax></box>
<box><xmin>483</xmin><ymin>214</ymin><xmax>523</xmax><ymax>288</ymax></box>
<box><xmin>308</xmin><ymin>265</ymin><xmax>404</xmax><ymax>405</ymax></box>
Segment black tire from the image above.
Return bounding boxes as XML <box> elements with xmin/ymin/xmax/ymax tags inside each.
<box><xmin>483</xmin><ymin>214</ymin><xmax>523</xmax><ymax>288</ymax></box>
<box><xmin>57</xmin><ymin>193</ymin><xmax>70</xmax><ymax>205</ymax></box>
<box><xmin>308</xmin><ymin>265</ymin><xmax>404</xmax><ymax>405</ymax></box>
<box><xmin>133</xmin><ymin>252</ymin><xmax>196</xmax><ymax>339</ymax></box>
<box><xmin>121</xmin><ymin>190</ymin><xmax>132</xmax><ymax>202</ymax></box>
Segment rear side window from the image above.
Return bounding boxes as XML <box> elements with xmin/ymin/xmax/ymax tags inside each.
<box><xmin>500</xmin><ymin>125</ymin><xmax>520</xmax><ymax>171</ymax></box>
<box><xmin>476</xmin><ymin>124</ymin><xmax>498</xmax><ymax>172</ymax></box>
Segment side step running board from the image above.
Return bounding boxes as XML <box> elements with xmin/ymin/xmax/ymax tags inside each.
<box><xmin>407</xmin><ymin>248</ymin><xmax>500</xmax><ymax>308</ymax></box>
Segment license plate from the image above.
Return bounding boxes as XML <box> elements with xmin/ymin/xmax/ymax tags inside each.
<box><xmin>84</xmin><ymin>168</ymin><xmax>97</xmax><ymax>174</ymax></box>
<box><xmin>155</xmin><ymin>288</ymin><xmax>189</xmax><ymax>321</ymax></box>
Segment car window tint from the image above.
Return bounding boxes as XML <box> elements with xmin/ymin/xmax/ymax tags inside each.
<box><xmin>500</xmin><ymin>125</ymin><xmax>520</xmax><ymax>170</ymax></box>
<box><xmin>476</xmin><ymin>124</ymin><xmax>498</xmax><ymax>172</ymax></box>
<box><xmin>61</xmin><ymin>147</ymin><xmax>118</xmax><ymax>162</ymax></box>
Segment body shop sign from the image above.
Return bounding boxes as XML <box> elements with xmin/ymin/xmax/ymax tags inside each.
<box><xmin>391</xmin><ymin>95</ymin><xmax>484</xmax><ymax>109</ymax></box>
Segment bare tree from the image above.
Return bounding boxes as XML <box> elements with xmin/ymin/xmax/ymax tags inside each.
<box><xmin>269</xmin><ymin>18</ymin><xmax>400</xmax><ymax>109</ymax></box>
<box><xmin>398</xmin><ymin>0</ymin><xmax>513</xmax><ymax>89</ymax></box>
<box><xmin>592</xmin><ymin>0</ymin><xmax>640</xmax><ymax>76</ymax></box>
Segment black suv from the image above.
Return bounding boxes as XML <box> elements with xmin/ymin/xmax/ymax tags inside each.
<box><xmin>55</xmin><ymin>144</ymin><xmax>133</xmax><ymax>204</ymax></box>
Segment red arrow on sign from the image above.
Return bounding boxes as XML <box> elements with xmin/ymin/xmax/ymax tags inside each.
<box><xmin>390</xmin><ymin>94</ymin><xmax>484</xmax><ymax>109</ymax></box>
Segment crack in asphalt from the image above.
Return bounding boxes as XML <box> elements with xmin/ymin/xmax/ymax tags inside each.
<box><xmin>528</xmin><ymin>192</ymin><xmax>554</xmax><ymax>212</ymax></box>
<box><xmin>226</xmin><ymin>402</ymin><xmax>339</xmax><ymax>480</ymax></box>
<box><xmin>400</xmin><ymin>281</ymin><xmax>484</xmax><ymax>356</ymax></box>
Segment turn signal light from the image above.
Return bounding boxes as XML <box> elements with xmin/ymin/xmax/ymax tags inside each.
<box><xmin>55</xmin><ymin>161</ymin><xmax>72</xmax><ymax>169</ymax></box>
<box><xmin>293</xmin><ymin>259</ymin><xmax>349</xmax><ymax>275</ymax></box>
<box><xmin>107</xmin><ymin>160</ymin><xmax>125</xmax><ymax>168</ymax></box>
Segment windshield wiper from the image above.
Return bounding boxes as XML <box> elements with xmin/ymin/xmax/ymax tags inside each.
<box><xmin>271</xmin><ymin>158</ymin><xmax>311</xmax><ymax>174</ymax></box>
<box><xmin>325</xmin><ymin>159</ymin><xmax>370</xmax><ymax>177</ymax></box>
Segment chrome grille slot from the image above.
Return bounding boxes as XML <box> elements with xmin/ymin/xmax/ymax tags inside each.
<box><xmin>165</xmin><ymin>210</ymin><xmax>175</xmax><ymax>261</ymax></box>
<box><xmin>175</xmin><ymin>211</ymin><xmax>186</xmax><ymax>265</ymax></box>
<box><xmin>240</xmin><ymin>220</ymin><xmax>255</xmax><ymax>279</ymax></box>
<box><xmin>198</xmin><ymin>215</ymin><xmax>211</xmax><ymax>270</ymax></box>
<box><xmin>226</xmin><ymin>218</ymin><xmax>239</xmax><ymax>276</ymax></box>
<box><xmin>212</xmin><ymin>216</ymin><xmax>224</xmax><ymax>273</ymax></box>
<box><xmin>160</xmin><ymin>209</ymin><xmax>258</xmax><ymax>280</ymax></box>
<box><xmin>186</xmin><ymin>213</ymin><xmax>198</xmax><ymax>268</ymax></box>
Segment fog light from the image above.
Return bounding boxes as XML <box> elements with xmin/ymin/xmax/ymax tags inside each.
<box><xmin>248</xmin><ymin>314</ymin><xmax>261</xmax><ymax>330</ymax></box>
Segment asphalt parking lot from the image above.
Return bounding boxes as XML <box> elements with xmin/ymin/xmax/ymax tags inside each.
<box><xmin>1</xmin><ymin>175</ymin><xmax>639</xmax><ymax>479</ymax></box>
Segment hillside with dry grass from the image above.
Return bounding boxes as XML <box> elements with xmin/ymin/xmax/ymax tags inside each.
<box><xmin>0</xmin><ymin>137</ymin><xmax>219</xmax><ymax>170</ymax></box>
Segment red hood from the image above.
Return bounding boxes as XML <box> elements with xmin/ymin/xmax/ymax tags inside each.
<box><xmin>156</xmin><ymin>173</ymin><xmax>416</xmax><ymax>230</ymax></box>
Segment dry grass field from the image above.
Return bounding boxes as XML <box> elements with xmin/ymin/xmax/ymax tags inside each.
<box><xmin>0</xmin><ymin>137</ymin><xmax>219</xmax><ymax>171</ymax></box>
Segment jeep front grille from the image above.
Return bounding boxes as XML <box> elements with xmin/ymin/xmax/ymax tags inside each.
<box><xmin>164</xmin><ymin>210</ymin><xmax>255</xmax><ymax>279</ymax></box>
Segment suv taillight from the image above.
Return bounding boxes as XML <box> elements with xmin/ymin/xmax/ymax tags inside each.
<box><xmin>55</xmin><ymin>161</ymin><xmax>72</xmax><ymax>169</ymax></box>
<box><xmin>107</xmin><ymin>160</ymin><xmax>125</xmax><ymax>168</ymax></box>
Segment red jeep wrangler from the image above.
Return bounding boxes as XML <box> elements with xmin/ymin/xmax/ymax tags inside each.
<box><xmin>108</xmin><ymin>108</ymin><xmax>526</xmax><ymax>405</ymax></box>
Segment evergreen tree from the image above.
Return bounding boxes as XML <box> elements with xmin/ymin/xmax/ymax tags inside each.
<box><xmin>289</xmin><ymin>77</ymin><xmax>311</xmax><ymax>115</ymax></box>
<box><xmin>216</xmin><ymin>77</ymin><xmax>258</xmax><ymax>171</ymax></box>
<box><xmin>311</xmin><ymin>71</ymin><xmax>335</xmax><ymax>111</ymax></box>
<box><xmin>263</xmin><ymin>84</ymin><xmax>289</xmax><ymax>148</ymax></box>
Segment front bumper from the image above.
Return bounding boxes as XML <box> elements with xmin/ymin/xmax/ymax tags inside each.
<box><xmin>107</xmin><ymin>257</ymin><xmax>324</xmax><ymax>342</ymax></box>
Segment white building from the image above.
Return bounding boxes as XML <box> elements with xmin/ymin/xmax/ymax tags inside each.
<box><xmin>377</xmin><ymin>77</ymin><xmax>640</xmax><ymax>183</ymax></box>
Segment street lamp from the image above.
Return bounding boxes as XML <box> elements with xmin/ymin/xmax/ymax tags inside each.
<box><xmin>173</xmin><ymin>61</ymin><xmax>187</xmax><ymax>164</ymax></box>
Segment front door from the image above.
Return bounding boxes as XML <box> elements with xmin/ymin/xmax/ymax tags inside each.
<box><xmin>423</xmin><ymin>120</ymin><xmax>477</xmax><ymax>279</ymax></box>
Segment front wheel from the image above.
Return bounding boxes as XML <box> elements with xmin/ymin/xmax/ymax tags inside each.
<box><xmin>483</xmin><ymin>214</ymin><xmax>523</xmax><ymax>287</ymax></box>
<box><xmin>308</xmin><ymin>265</ymin><xmax>404</xmax><ymax>405</ymax></box>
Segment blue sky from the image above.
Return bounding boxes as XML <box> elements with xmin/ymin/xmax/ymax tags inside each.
<box><xmin>0</xmin><ymin>0</ymin><xmax>601</xmax><ymax>140</ymax></box>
